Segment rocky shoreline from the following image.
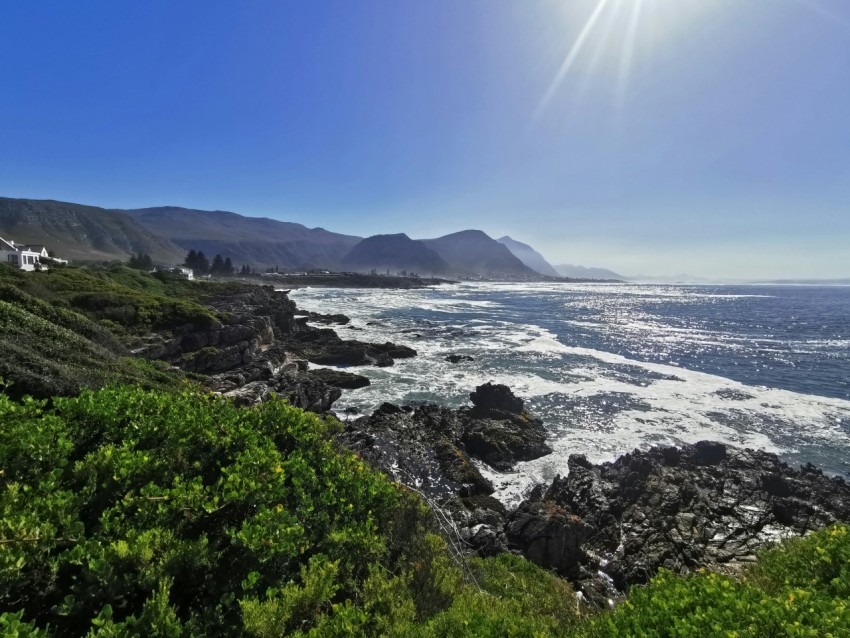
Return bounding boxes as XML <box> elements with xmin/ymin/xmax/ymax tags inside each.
<box><xmin>132</xmin><ymin>283</ymin><xmax>850</xmax><ymax>607</ymax></box>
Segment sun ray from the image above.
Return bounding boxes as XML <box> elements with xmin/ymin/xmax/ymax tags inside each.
<box><xmin>584</xmin><ymin>0</ymin><xmax>626</xmax><ymax>83</ymax></box>
<box><xmin>617</xmin><ymin>0</ymin><xmax>644</xmax><ymax>105</ymax></box>
<box><xmin>533</xmin><ymin>0</ymin><xmax>611</xmax><ymax>121</ymax></box>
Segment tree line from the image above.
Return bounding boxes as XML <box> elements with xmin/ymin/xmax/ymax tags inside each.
<box><xmin>184</xmin><ymin>250</ymin><xmax>253</xmax><ymax>276</ymax></box>
<box><xmin>127</xmin><ymin>250</ymin><xmax>255</xmax><ymax>276</ymax></box>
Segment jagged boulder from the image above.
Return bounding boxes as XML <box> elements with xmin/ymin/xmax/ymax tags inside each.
<box><xmin>470</xmin><ymin>382</ymin><xmax>524</xmax><ymax>415</ymax></box>
<box><xmin>460</xmin><ymin>383</ymin><xmax>551</xmax><ymax>471</ymax></box>
<box><xmin>506</xmin><ymin>499</ymin><xmax>590</xmax><ymax>579</ymax></box>
<box><xmin>525</xmin><ymin>441</ymin><xmax>850</xmax><ymax>593</ymax></box>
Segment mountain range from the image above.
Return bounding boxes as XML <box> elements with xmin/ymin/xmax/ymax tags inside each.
<box><xmin>0</xmin><ymin>196</ymin><xmax>623</xmax><ymax>280</ymax></box>
<box><xmin>0</xmin><ymin>198</ymin><xmax>184</xmax><ymax>263</ymax></box>
<box><xmin>124</xmin><ymin>206</ymin><xmax>361</xmax><ymax>271</ymax></box>
<box><xmin>422</xmin><ymin>230</ymin><xmax>536</xmax><ymax>277</ymax></box>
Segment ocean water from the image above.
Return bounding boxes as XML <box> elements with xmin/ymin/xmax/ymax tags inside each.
<box><xmin>290</xmin><ymin>283</ymin><xmax>850</xmax><ymax>506</ymax></box>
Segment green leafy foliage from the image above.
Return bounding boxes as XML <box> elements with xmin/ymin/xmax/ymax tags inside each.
<box><xmin>0</xmin><ymin>385</ymin><xmax>588</xmax><ymax>637</ymax></box>
<box><xmin>0</xmin><ymin>387</ymin><xmax>449</xmax><ymax>635</ymax></box>
<box><xmin>746</xmin><ymin>523</ymin><xmax>850</xmax><ymax>599</ymax></box>
<box><xmin>0</xmin><ymin>296</ymin><xmax>179</xmax><ymax>399</ymax></box>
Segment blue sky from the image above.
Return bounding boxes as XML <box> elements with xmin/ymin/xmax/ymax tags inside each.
<box><xmin>1</xmin><ymin>1</ymin><xmax>848</xmax><ymax>278</ymax></box>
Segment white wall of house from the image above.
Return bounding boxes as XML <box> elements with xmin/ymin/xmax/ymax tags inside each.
<box><xmin>1</xmin><ymin>249</ymin><xmax>43</xmax><ymax>271</ymax></box>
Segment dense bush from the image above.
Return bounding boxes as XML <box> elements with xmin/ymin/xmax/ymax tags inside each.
<box><xmin>0</xmin><ymin>298</ymin><xmax>179</xmax><ymax>399</ymax></box>
<box><xmin>0</xmin><ymin>386</ymin><xmax>584</xmax><ymax>636</ymax></box>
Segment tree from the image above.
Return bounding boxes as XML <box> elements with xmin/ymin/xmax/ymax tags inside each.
<box><xmin>184</xmin><ymin>250</ymin><xmax>210</xmax><ymax>275</ymax></box>
<box><xmin>128</xmin><ymin>252</ymin><xmax>153</xmax><ymax>270</ymax></box>
<box><xmin>210</xmin><ymin>254</ymin><xmax>225</xmax><ymax>275</ymax></box>
<box><xmin>223</xmin><ymin>257</ymin><xmax>234</xmax><ymax>276</ymax></box>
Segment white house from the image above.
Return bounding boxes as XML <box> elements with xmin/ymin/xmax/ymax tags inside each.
<box><xmin>0</xmin><ymin>236</ymin><xmax>49</xmax><ymax>271</ymax></box>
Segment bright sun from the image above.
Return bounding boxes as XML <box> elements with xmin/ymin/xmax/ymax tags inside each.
<box><xmin>536</xmin><ymin>0</ymin><xmax>722</xmax><ymax>118</ymax></box>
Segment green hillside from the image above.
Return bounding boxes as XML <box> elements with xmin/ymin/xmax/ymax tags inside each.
<box><xmin>0</xmin><ymin>264</ymin><xmax>214</xmax><ymax>398</ymax></box>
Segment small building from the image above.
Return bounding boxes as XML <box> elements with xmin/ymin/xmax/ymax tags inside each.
<box><xmin>153</xmin><ymin>265</ymin><xmax>194</xmax><ymax>280</ymax></box>
<box><xmin>0</xmin><ymin>236</ymin><xmax>48</xmax><ymax>272</ymax></box>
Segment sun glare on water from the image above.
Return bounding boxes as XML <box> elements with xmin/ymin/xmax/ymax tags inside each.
<box><xmin>535</xmin><ymin>0</ymin><xmax>726</xmax><ymax>118</ymax></box>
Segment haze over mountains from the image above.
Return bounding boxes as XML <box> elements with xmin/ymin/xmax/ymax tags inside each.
<box><xmin>496</xmin><ymin>236</ymin><xmax>559</xmax><ymax>277</ymax></box>
<box><xmin>553</xmin><ymin>264</ymin><xmax>625</xmax><ymax>280</ymax></box>
<box><xmin>0</xmin><ymin>196</ymin><xmax>623</xmax><ymax>279</ymax></box>
<box><xmin>422</xmin><ymin>230</ymin><xmax>536</xmax><ymax>278</ymax></box>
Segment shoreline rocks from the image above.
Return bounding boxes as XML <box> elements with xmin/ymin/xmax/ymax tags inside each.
<box><xmin>339</xmin><ymin>383</ymin><xmax>553</xmax><ymax>556</ymax></box>
<box><xmin>132</xmin><ymin>284</ymin><xmax>412</xmax><ymax>413</ymax></box>
<box><xmin>510</xmin><ymin>441</ymin><xmax>850</xmax><ymax>605</ymax></box>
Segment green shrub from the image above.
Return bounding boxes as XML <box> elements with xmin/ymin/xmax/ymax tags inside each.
<box><xmin>746</xmin><ymin>524</ymin><xmax>850</xmax><ymax>599</ymax></box>
<box><xmin>0</xmin><ymin>387</ymin><xmax>439</xmax><ymax>636</ymax></box>
<box><xmin>0</xmin><ymin>266</ymin><xmax>217</xmax><ymax>335</ymax></box>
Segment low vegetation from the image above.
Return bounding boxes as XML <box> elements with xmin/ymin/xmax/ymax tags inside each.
<box><xmin>0</xmin><ymin>264</ymin><xmax>217</xmax><ymax>335</ymax></box>
<box><xmin>575</xmin><ymin>526</ymin><xmax>850</xmax><ymax>637</ymax></box>
<box><xmin>0</xmin><ymin>385</ymin><xmax>582</xmax><ymax>637</ymax></box>
<box><xmin>0</xmin><ymin>265</ymin><xmax>204</xmax><ymax>399</ymax></box>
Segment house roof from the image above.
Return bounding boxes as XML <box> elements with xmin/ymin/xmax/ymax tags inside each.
<box><xmin>0</xmin><ymin>237</ymin><xmax>17</xmax><ymax>251</ymax></box>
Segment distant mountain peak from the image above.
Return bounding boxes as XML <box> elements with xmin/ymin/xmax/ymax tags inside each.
<box><xmin>422</xmin><ymin>230</ymin><xmax>537</xmax><ymax>277</ymax></box>
<box><xmin>340</xmin><ymin>233</ymin><xmax>448</xmax><ymax>275</ymax></box>
<box><xmin>496</xmin><ymin>236</ymin><xmax>558</xmax><ymax>277</ymax></box>
<box><xmin>123</xmin><ymin>206</ymin><xmax>361</xmax><ymax>270</ymax></box>
<box><xmin>554</xmin><ymin>264</ymin><xmax>625</xmax><ymax>280</ymax></box>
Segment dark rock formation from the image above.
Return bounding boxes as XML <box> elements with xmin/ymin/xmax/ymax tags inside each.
<box><xmin>470</xmin><ymin>382</ymin><xmax>525</xmax><ymax>415</ymax></box>
<box><xmin>506</xmin><ymin>499</ymin><xmax>591</xmax><ymax>579</ymax></box>
<box><xmin>511</xmin><ymin>441</ymin><xmax>850</xmax><ymax>603</ymax></box>
<box><xmin>300</xmin><ymin>311</ymin><xmax>351</xmax><ymax>325</ymax></box>
<box><xmin>445</xmin><ymin>354</ymin><xmax>475</xmax><ymax>363</ymax></box>
<box><xmin>307</xmin><ymin>367</ymin><xmax>370</xmax><ymax>389</ymax></box>
<box><xmin>285</xmin><ymin>324</ymin><xmax>416</xmax><ymax>367</ymax></box>
<box><xmin>463</xmin><ymin>384</ymin><xmax>551</xmax><ymax>471</ymax></box>
<box><xmin>130</xmin><ymin>284</ymin><xmax>412</xmax><ymax>411</ymax></box>
<box><xmin>339</xmin><ymin>383</ymin><xmax>552</xmax><ymax>556</ymax></box>
<box><xmin>133</xmin><ymin>285</ymin><xmax>414</xmax><ymax>375</ymax></box>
